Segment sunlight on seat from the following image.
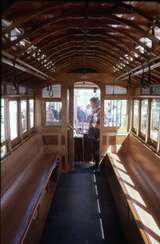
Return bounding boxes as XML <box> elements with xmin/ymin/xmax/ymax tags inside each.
<box><xmin>146</xmin><ymin>232</ymin><xmax>160</xmax><ymax>244</ymax></box>
<box><xmin>113</xmin><ymin>160</ymin><xmax>127</xmax><ymax>172</ymax></box>
<box><xmin>123</xmin><ymin>182</ymin><xmax>146</xmax><ymax>207</ymax></box>
<box><xmin>134</xmin><ymin>203</ymin><xmax>160</xmax><ymax>238</ymax></box>
<box><xmin>117</xmin><ymin>170</ymin><xmax>135</xmax><ymax>187</ymax></box>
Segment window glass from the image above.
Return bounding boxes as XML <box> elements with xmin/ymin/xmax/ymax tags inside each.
<box><xmin>29</xmin><ymin>99</ymin><xmax>34</xmax><ymax>128</ymax></box>
<box><xmin>9</xmin><ymin>100</ymin><xmax>18</xmax><ymax>140</ymax></box>
<box><xmin>21</xmin><ymin>100</ymin><xmax>27</xmax><ymax>133</ymax></box>
<box><xmin>42</xmin><ymin>85</ymin><xmax>61</xmax><ymax>98</ymax></box>
<box><xmin>140</xmin><ymin>99</ymin><xmax>148</xmax><ymax>136</ymax></box>
<box><xmin>45</xmin><ymin>102</ymin><xmax>62</xmax><ymax>125</ymax></box>
<box><xmin>104</xmin><ymin>100</ymin><xmax>127</xmax><ymax>130</ymax></box>
<box><xmin>133</xmin><ymin>100</ymin><xmax>139</xmax><ymax>132</ymax></box>
<box><xmin>1</xmin><ymin>99</ymin><xmax>5</xmax><ymax>142</ymax></box>
<box><xmin>150</xmin><ymin>99</ymin><xmax>160</xmax><ymax>142</ymax></box>
<box><xmin>105</xmin><ymin>85</ymin><xmax>127</xmax><ymax>95</ymax></box>
<box><xmin>1</xmin><ymin>145</ymin><xmax>6</xmax><ymax>159</ymax></box>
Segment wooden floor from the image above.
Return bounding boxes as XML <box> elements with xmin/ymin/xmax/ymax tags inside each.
<box><xmin>41</xmin><ymin>162</ymin><xmax>127</xmax><ymax>244</ymax></box>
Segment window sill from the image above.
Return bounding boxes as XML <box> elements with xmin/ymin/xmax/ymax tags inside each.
<box><xmin>131</xmin><ymin>131</ymin><xmax>160</xmax><ymax>156</ymax></box>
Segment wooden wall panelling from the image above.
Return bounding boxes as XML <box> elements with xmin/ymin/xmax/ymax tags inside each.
<box><xmin>61</xmin><ymin>134</ymin><xmax>65</xmax><ymax>145</ymax></box>
<box><xmin>43</xmin><ymin>135</ymin><xmax>59</xmax><ymax>145</ymax></box>
<box><xmin>1</xmin><ymin>134</ymin><xmax>44</xmax><ymax>194</ymax></box>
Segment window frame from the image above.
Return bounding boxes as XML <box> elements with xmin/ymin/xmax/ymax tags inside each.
<box><xmin>132</xmin><ymin>97</ymin><xmax>160</xmax><ymax>155</ymax></box>
<box><xmin>1</xmin><ymin>96</ymin><xmax>35</xmax><ymax>160</ymax></box>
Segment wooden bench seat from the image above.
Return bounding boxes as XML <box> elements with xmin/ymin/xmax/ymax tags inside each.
<box><xmin>1</xmin><ymin>134</ymin><xmax>60</xmax><ymax>244</ymax></box>
<box><xmin>105</xmin><ymin>133</ymin><xmax>160</xmax><ymax>244</ymax></box>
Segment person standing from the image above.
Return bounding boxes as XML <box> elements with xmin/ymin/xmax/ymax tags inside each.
<box><xmin>88</xmin><ymin>97</ymin><xmax>101</xmax><ymax>171</ymax></box>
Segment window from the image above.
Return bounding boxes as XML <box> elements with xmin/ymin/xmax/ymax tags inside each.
<box><xmin>150</xmin><ymin>99</ymin><xmax>160</xmax><ymax>143</ymax></box>
<box><xmin>1</xmin><ymin>99</ymin><xmax>7</xmax><ymax>159</ymax></box>
<box><xmin>105</xmin><ymin>85</ymin><xmax>127</xmax><ymax>95</ymax></box>
<box><xmin>133</xmin><ymin>100</ymin><xmax>139</xmax><ymax>132</ymax></box>
<box><xmin>21</xmin><ymin>100</ymin><xmax>27</xmax><ymax>133</ymax></box>
<box><xmin>45</xmin><ymin>101</ymin><xmax>62</xmax><ymax>126</ymax></box>
<box><xmin>29</xmin><ymin>99</ymin><xmax>34</xmax><ymax>128</ymax></box>
<box><xmin>1</xmin><ymin>99</ymin><xmax>5</xmax><ymax>143</ymax></box>
<box><xmin>9</xmin><ymin>100</ymin><xmax>18</xmax><ymax>140</ymax></box>
<box><xmin>42</xmin><ymin>85</ymin><xmax>61</xmax><ymax>98</ymax></box>
<box><xmin>140</xmin><ymin>99</ymin><xmax>148</xmax><ymax>137</ymax></box>
<box><xmin>104</xmin><ymin>100</ymin><xmax>127</xmax><ymax>130</ymax></box>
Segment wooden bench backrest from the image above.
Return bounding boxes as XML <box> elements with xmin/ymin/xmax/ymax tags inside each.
<box><xmin>118</xmin><ymin>133</ymin><xmax>160</xmax><ymax>226</ymax></box>
<box><xmin>1</xmin><ymin>134</ymin><xmax>43</xmax><ymax>195</ymax></box>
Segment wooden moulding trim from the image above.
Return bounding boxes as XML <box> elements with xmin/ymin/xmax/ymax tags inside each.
<box><xmin>115</xmin><ymin>56</ymin><xmax>160</xmax><ymax>82</ymax></box>
<box><xmin>2</xmin><ymin>51</ymin><xmax>55</xmax><ymax>82</ymax></box>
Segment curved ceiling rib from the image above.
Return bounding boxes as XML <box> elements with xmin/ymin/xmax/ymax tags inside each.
<box><xmin>8</xmin><ymin>27</ymin><xmax>153</xmax><ymax>61</ymax></box>
<box><xmin>5</xmin><ymin>15</ymin><xmax>156</xmax><ymax>52</ymax></box>
<box><xmin>2</xmin><ymin>1</ymin><xmax>160</xmax><ymax>86</ymax></box>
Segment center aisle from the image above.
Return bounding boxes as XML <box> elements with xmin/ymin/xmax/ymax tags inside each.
<box><xmin>41</xmin><ymin>165</ymin><xmax>127</xmax><ymax>244</ymax></box>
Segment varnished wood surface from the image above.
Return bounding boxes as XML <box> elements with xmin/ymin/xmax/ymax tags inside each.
<box><xmin>107</xmin><ymin>133</ymin><xmax>160</xmax><ymax>243</ymax></box>
<box><xmin>1</xmin><ymin>133</ymin><xmax>58</xmax><ymax>244</ymax></box>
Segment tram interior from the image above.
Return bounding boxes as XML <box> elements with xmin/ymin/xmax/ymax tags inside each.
<box><xmin>1</xmin><ymin>1</ymin><xmax>160</xmax><ymax>244</ymax></box>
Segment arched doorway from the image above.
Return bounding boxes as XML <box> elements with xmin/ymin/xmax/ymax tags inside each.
<box><xmin>73</xmin><ymin>81</ymin><xmax>101</xmax><ymax>166</ymax></box>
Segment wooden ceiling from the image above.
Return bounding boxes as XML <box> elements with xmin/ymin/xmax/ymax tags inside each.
<box><xmin>2</xmin><ymin>1</ymin><xmax>160</xmax><ymax>87</ymax></box>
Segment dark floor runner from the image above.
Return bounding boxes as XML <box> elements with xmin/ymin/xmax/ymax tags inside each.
<box><xmin>40</xmin><ymin>164</ymin><xmax>127</xmax><ymax>244</ymax></box>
